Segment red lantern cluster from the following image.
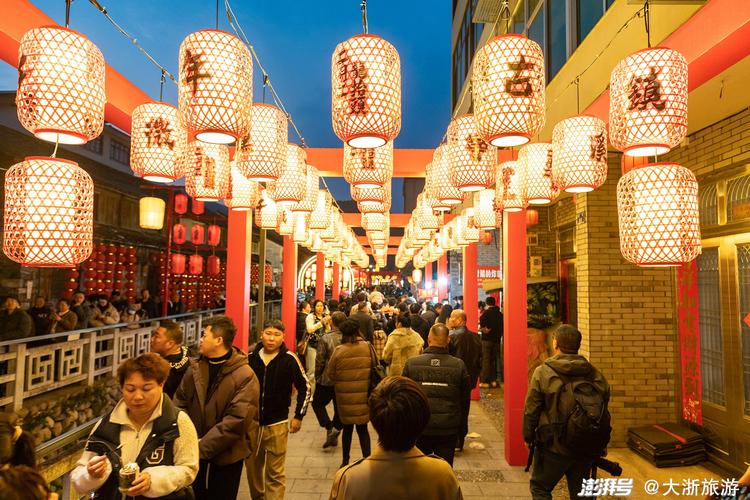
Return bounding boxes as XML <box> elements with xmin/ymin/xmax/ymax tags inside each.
<box><xmin>81</xmin><ymin>244</ymin><xmax>137</xmax><ymax>299</ymax></box>
<box><xmin>250</xmin><ymin>263</ymin><xmax>274</xmax><ymax>285</ymax></box>
<box><xmin>174</xmin><ymin>193</ymin><xmax>188</xmax><ymax>214</ymax></box>
<box><xmin>191</xmin><ymin>225</ymin><xmax>205</xmax><ymax>245</ymax></box>
<box><xmin>162</xmin><ymin>251</ymin><xmax>226</xmax><ymax>312</ymax></box>
<box><xmin>173</xmin><ymin>223</ymin><xmax>187</xmax><ymax>244</ymax></box>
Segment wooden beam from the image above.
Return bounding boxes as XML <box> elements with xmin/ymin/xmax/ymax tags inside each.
<box><xmin>307</xmin><ymin>148</ymin><xmax>433</xmax><ymax>178</ymax></box>
<box><xmin>342</xmin><ymin>213</ymin><xmax>457</xmax><ymax>228</ymax></box>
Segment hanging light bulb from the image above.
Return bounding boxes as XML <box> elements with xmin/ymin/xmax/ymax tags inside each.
<box><xmin>3</xmin><ymin>157</ymin><xmax>93</xmax><ymax>267</ymax></box>
<box><xmin>519</xmin><ymin>142</ymin><xmax>558</xmax><ymax>205</ymax></box>
<box><xmin>267</xmin><ymin>143</ymin><xmax>307</xmax><ymax>206</ymax></box>
<box><xmin>292</xmin><ymin>165</ymin><xmax>319</xmax><ymax>212</ymax></box>
<box><xmin>609</xmin><ymin>47</ymin><xmax>688</xmax><ymax>157</ymax></box>
<box><xmin>139</xmin><ymin>197</ymin><xmax>166</xmax><ymax>230</ymax></box>
<box><xmin>551</xmin><ymin>115</ymin><xmax>608</xmax><ymax>193</ymax></box>
<box><xmin>617</xmin><ymin>162</ymin><xmax>700</xmax><ymax>266</ymax></box>
<box><xmin>473</xmin><ymin>189</ymin><xmax>496</xmax><ymax>230</ymax></box>
<box><xmin>17</xmin><ymin>27</ymin><xmax>106</xmax><ymax>145</ymax></box>
<box><xmin>226</xmin><ymin>165</ymin><xmax>260</xmax><ymax>211</ymax></box>
<box><xmin>343</xmin><ymin>141</ymin><xmax>393</xmax><ymax>188</ymax></box>
<box><xmin>447</xmin><ymin>115</ymin><xmax>497</xmax><ymax>192</ymax></box>
<box><xmin>131</xmin><ymin>103</ymin><xmax>187</xmax><ymax>183</ymax></box>
<box><xmin>256</xmin><ymin>189</ymin><xmax>279</xmax><ymax>229</ymax></box>
<box><xmin>183</xmin><ymin>142</ymin><xmax>231</xmax><ymax>201</ymax></box>
<box><xmin>331</xmin><ymin>34</ymin><xmax>401</xmax><ymax>147</ymax></box>
<box><xmin>178</xmin><ymin>30</ymin><xmax>253</xmax><ymax>144</ymax></box>
<box><xmin>472</xmin><ymin>34</ymin><xmax>545</xmax><ymax>147</ymax></box>
<box><xmin>236</xmin><ymin>103</ymin><xmax>288</xmax><ymax>181</ymax></box>
<box><xmin>495</xmin><ymin>160</ymin><xmax>527</xmax><ymax>212</ymax></box>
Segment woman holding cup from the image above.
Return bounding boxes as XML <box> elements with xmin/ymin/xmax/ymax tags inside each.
<box><xmin>71</xmin><ymin>353</ymin><xmax>199</xmax><ymax>499</ymax></box>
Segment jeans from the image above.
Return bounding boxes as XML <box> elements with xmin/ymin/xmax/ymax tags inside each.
<box><xmin>530</xmin><ymin>448</ymin><xmax>593</xmax><ymax>499</ymax></box>
<box><xmin>416</xmin><ymin>434</ymin><xmax>457</xmax><ymax>466</ymax></box>
<box><xmin>305</xmin><ymin>346</ymin><xmax>317</xmax><ymax>397</ymax></box>
<box><xmin>246</xmin><ymin>422</ymin><xmax>289</xmax><ymax>500</ymax></box>
<box><xmin>341</xmin><ymin>423</ymin><xmax>371</xmax><ymax>464</ymax></box>
<box><xmin>312</xmin><ymin>384</ymin><xmax>342</xmax><ymax>430</ymax></box>
<box><xmin>481</xmin><ymin>340</ymin><xmax>502</xmax><ymax>383</ymax></box>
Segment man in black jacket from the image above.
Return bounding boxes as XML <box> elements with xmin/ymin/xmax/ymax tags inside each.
<box><xmin>409</xmin><ymin>303</ymin><xmax>430</xmax><ymax>347</ymax></box>
<box><xmin>479</xmin><ymin>296</ymin><xmax>503</xmax><ymax>387</ymax></box>
<box><xmin>350</xmin><ymin>301</ymin><xmax>374</xmax><ymax>342</ymax></box>
<box><xmin>448</xmin><ymin>309</ymin><xmax>482</xmax><ymax>451</ymax></box>
<box><xmin>246</xmin><ymin>319</ymin><xmax>311</xmax><ymax>499</ymax></box>
<box><xmin>150</xmin><ymin>320</ymin><xmax>190</xmax><ymax>398</ymax></box>
<box><xmin>403</xmin><ymin>323</ymin><xmax>471</xmax><ymax>466</ymax></box>
<box><xmin>313</xmin><ymin>311</ymin><xmax>345</xmax><ymax>449</ymax></box>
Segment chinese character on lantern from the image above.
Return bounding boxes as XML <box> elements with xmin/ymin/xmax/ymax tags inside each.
<box><xmin>144</xmin><ymin>116</ymin><xmax>175</xmax><ymax>149</ymax></box>
<box><xmin>336</xmin><ymin>49</ymin><xmax>368</xmax><ymax>115</ymax></box>
<box><xmin>504</xmin><ymin>55</ymin><xmax>534</xmax><ymax>97</ymax></box>
<box><xmin>465</xmin><ymin>133</ymin><xmax>489</xmax><ymax>163</ymax></box>
<box><xmin>627</xmin><ymin>67</ymin><xmax>666</xmax><ymax>112</ymax></box>
<box><xmin>183</xmin><ymin>49</ymin><xmax>210</xmax><ymax>96</ymax></box>
<box><xmin>590</xmin><ymin>132</ymin><xmax>607</xmax><ymax>162</ymax></box>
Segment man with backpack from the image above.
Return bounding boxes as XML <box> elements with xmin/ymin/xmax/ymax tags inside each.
<box><xmin>523</xmin><ymin>324</ymin><xmax>611</xmax><ymax>500</ymax></box>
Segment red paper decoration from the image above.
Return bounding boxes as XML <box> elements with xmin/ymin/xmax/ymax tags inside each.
<box><xmin>172</xmin><ymin>253</ymin><xmax>186</xmax><ymax>274</ymax></box>
<box><xmin>173</xmin><ymin>224</ymin><xmax>187</xmax><ymax>244</ymax></box>
<box><xmin>192</xmin><ymin>199</ymin><xmax>204</xmax><ymax>215</ymax></box>
<box><xmin>175</xmin><ymin>193</ymin><xmax>189</xmax><ymax>214</ymax></box>
<box><xmin>207</xmin><ymin>255</ymin><xmax>221</xmax><ymax>276</ymax></box>
<box><xmin>189</xmin><ymin>254</ymin><xmax>204</xmax><ymax>275</ymax></box>
<box><xmin>191</xmin><ymin>225</ymin><xmax>205</xmax><ymax>245</ymax></box>
<box><xmin>207</xmin><ymin>225</ymin><xmax>221</xmax><ymax>246</ymax></box>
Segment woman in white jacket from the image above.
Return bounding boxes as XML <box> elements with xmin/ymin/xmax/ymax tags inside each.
<box><xmin>71</xmin><ymin>353</ymin><xmax>199</xmax><ymax>499</ymax></box>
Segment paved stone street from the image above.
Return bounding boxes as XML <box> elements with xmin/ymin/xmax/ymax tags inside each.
<box><xmin>237</xmin><ymin>388</ymin><xmax>722</xmax><ymax>499</ymax></box>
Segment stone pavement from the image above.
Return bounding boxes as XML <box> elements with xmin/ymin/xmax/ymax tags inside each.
<box><xmin>236</xmin><ymin>387</ymin><xmax>724</xmax><ymax>499</ymax></box>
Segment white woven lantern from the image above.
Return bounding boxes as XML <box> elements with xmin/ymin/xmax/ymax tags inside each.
<box><xmin>551</xmin><ymin>115</ymin><xmax>608</xmax><ymax>193</ymax></box>
<box><xmin>236</xmin><ymin>103</ymin><xmax>288</xmax><ymax>181</ymax></box>
<box><xmin>495</xmin><ymin>160</ymin><xmax>527</xmax><ymax>212</ymax></box>
<box><xmin>292</xmin><ymin>165</ymin><xmax>319</xmax><ymax>213</ymax></box>
<box><xmin>310</xmin><ymin>190</ymin><xmax>333</xmax><ymax>229</ymax></box>
<box><xmin>472</xmin><ymin>34</ymin><xmax>545</xmax><ymax>147</ymax></box>
<box><xmin>183</xmin><ymin>142</ymin><xmax>231</xmax><ymax>201</ymax></box>
<box><xmin>267</xmin><ymin>143</ymin><xmax>307</xmax><ymax>206</ymax></box>
<box><xmin>344</xmin><ymin>141</ymin><xmax>393</xmax><ymax>188</ymax></box>
<box><xmin>519</xmin><ymin>142</ymin><xmax>559</xmax><ymax>205</ymax></box>
<box><xmin>352</xmin><ymin>184</ymin><xmax>388</xmax><ymax>206</ymax></box>
<box><xmin>131</xmin><ymin>102</ymin><xmax>187</xmax><ymax>183</ymax></box>
<box><xmin>429</xmin><ymin>144</ymin><xmax>464</xmax><ymax>207</ymax></box>
<box><xmin>227</xmin><ymin>165</ymin><xmax>260</xmax><ymax>211</ymax></box>
<box><xmin>473</xmin><ymin>189</ymin><xmax>496</xmax><ymax>230</ymax></box>
<box><xmin>448</xmin><ymin>115</ymin><xmax>497</xmax><ymax>192</ymax></box>
<box><xmin>332</xmin><ymin>34</ymin><xmax>401</xmax><ymax>147</ymax></box>
<box><xmin>256</xmin><ymin>188</ymin><xmax>279</xmax><ymax>229</ymax></box>
<box><xmin>609</xmin><ymin>47</ymin><xmax>688</xmax><ymax>157</ymax></box>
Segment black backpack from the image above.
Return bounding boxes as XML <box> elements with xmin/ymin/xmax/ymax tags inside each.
<box><xmin>544</xmin><ymin>370</ymin><xmax>612</xmax><ymax>458</ymax></box>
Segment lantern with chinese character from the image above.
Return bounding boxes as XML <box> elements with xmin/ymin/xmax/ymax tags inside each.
<box><xmin>519</xmin><ymin>142</ymin><xmax>558</xmax><ymax>205</ymax></box>
<box><xmin>178</xmin><ymin>30</ymin><xmax>253</xmax><ymax>144</ymax></box>
<box><xmin>139</xmin><ymin>197</ymin><xmax>165</xmax><ymax>230</ymax></box>
<box><xmin>171</xmin><ymin>253</ymin><xmax>186</xmax><ymax>274</ymax></box>
<box><xmin>551</xmin><ymin>115</ymin><xmax>608</xmax><ymax>193</ymax></box>
<box><xmin>17</xmin><ymin>27</ymin><xmax>105</xmax><ymax>145</ymax></box>
<box><xmin>495</xmin><ymin>160</ymin><xmax>527</xmax><ymax>212</ymax></box>
<box><xmin>292</xmin><ymin>165</ymin><xmax>319</xmax><ymax>213</ymax></box>
<box><xmin>473</xmin><ymin>189</ymin><xmax>496</xmax><ymax>230</ymax></box>
<box><xmin>173</xmin><ymin>223</ymin><xmax>187</xmax><ymax>244</ymax></box>
<box><xmin>236</xmin><ymin>103</ymin><xmax>287</xmax><ymax>181</ymax></box>
<box><xmin>174</xmin><ymin>193</ymin><xmax>188</xmax><ymax>214</ymax></box>
<box><xmin>331</xmin><ymin>34</ymin><xmax>401</xmax><ymax>148</ymax></box>
<box><xmin>256</xmin><ymin>189</ymin><xmax>279</xmax><ymax>229</ymax></box>
<box><xmin>192</xmin><ymin>199</ymin><xmax>205</xmax><ymax>215</ymax></box>
<box><xmin>131</xmin><ymin>103</ymin><xmax>186</xmax><ymax>182</ymax></box>
<box><xmin>226</xmin><ymin>166</ymin><xmax>260</xmax><ymax>211</ymax></box>
<box><xmin>183</xmin><ymin>142</ymin><xmax>231</xmax><ymax>201</ymax></box>
<box><xmin>617</xmin><ymin>162</ymin><xmax>700</xmax><ymax>266</ymax></box>
<box><xmin>207</xmin><ymin>225</ymin><xmax>221</xmax><ymax>246</ymax></box>
<box><xmin>447</xmin><ymin>115</ymin><xmax>496</xmax><ymax>192</ymax></box>
<box><xmin>191</xmin><ymin>224</ymin><xmax>205</xmax><ymax>245</ymax></box>
<box><xmin>609</xmin><ymin>47</ymin><xmax>688</xmax><ymax>157</ymax></box>
<box><xmin>267</xmin><ymin>143</ymin><xmax>306</xmax><ymax>206</ymax></box>
<box><xmin>189</xmin><ymin>254</ymin><xmax>204</xmax><ymax>274</ymax></box>
<box><xmin>472</xmin><ymin>34</ymin><xmax>545</xmax><ymax>147</ymax></box>
<box><xmin>207</xmin><ymin>255</ymin><xmax>221</xmax><ymax>276</ymax></box>
<box><xmin>310</xmin><ymin>190</ymin><xmax>333</xmax><ymax>230</ymax></box>
<box><xmin>428</xmin><ymin>144</ymin><xmax>464</xmax><ymax>208</ymax></box>
<box><xmin>277</xmin><ymin>208</ymin><xmax>294</xmax><ymax>236</ymax></box>
<box><xmin>3</xmin><ymin>157</ymin><xmax>93</xmax><ymax>267</ymax></box>
<box><xmin>343</xmin><ymin>141</ymin><xmax>393</xmax><ymax>188</ymax></box>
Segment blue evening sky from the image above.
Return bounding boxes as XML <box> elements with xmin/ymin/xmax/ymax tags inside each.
<box><xmin>0</xmin><ymin>0</ymin><xmax>451</xmax><ymax>212</ymax></box>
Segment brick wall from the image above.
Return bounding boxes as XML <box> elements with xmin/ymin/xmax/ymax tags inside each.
<box><xmin>527</xmin><ymin>206</ymin><xmax>557</xmax><ymax>278</ymax></box>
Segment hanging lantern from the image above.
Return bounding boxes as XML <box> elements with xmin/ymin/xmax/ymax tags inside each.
<box><xmin>277</xmin><ymin>208</ymin><xmax>294</xmax><ymax>236</ymax></box>
<box><xmin>173</xmin><ymin>223</ymin><xmax>187</xmax><ymax>244</ymax></box>
<box><xmin>174</xmin><ymin>193</ymin><xmax>189</xmax><ymax>214</ymax></box>
<box><xmin>472</xmin><ymin>34</ymin><xmax>545</xmax><ymax>147</ymax></box>
<box><xmin>351</xmin><ymin>184</ymin><xmax>388</xmax><ymax>206</ymax></box>
<box><xmin>171</xmin><ymin>253</ymin><xmax>186</xmax><ymax>274</ymax></box>
<box><xmin>291</xmin><ymin>165</ymin><xmax>319</xmax><ymax>213</ymax></box>
<box><xmin>551</xmin><ymin>115</ymin><xmax>608</xmax><ymax>193</ymax></box>
<box><xmin>495</xmin><ymin>160</ymin><xmax>527</xmax><ymax>212</ymax></box>
<box><xmin>310</xmin><ymin>190</ymin><xmax>333</xmax><ymax>230</ymax></box>
<box><xmin>447</xmin><ymin>115</ymin><xmax>497</xmax><ymax>192</ymax></box>
<box><xmin>207</xmin><ymin>224</ymin><xmax>221</xmax><ymax>246</ymax></box>
<box><xmin>17</xmin><ymin>27</ymin><xmax>106</xmax><ymax>145</ymax></box>
<box><xmin>178</xmin><ymin>30</ymin><xmax>253</xmax><ymax>144</ymax></box>
<box><xmin>183</xmin><ymin>142</ymin><xmax>231</xmax><ymax>201</ymax></box>
<box><xmin>428</xmin><ymin>144</ymin><xmax>464</xmax><ymax>208</ymax></box>
<box><xmin>411</xmin><ymin>268</ymin><xmax>422</xmax><ymax>283</ymax></box>
<box><xmin>519</xmin><ymin>142</ymin><xmax>558</xmax><ymax>205</ymax></box>
<box><xmin>226</xmin><ymin>165</ymin><xmax>260</xmax><ymax>211</ymax></box>
<box><xmin>457</xmin><ymin>209</ymin><xmax>480</xmax><ymax>245</ymax></box>
<box><xmin>131</xmin><ymin>103</ymin><xmax>187</xmax><ymax>182</ymax></box>
<box><xmin>192</xmin><ymin>199</ymin><xmax>205</xmax><ymax>215</ymax></box>
<box><xmin>343</xmin><ymin>141</ymin><xmax>393</xmax><ymax>188</ymax></box>
<box><xmin>236</xmin><ymin>103</ymin><xmax>288</xmax><ymax>181</ymax></box>
<box><xmin>191</xmin><ymin>224</ymin><xmax>205</xmax><ymax>245</ymax></box>
<box><xmin>267</xmin><ymin>143</ymin><xmax>307</xmax><ymax>206</ymax></box>
<box><xmin>617</xmin><ymin>162</ymin><xmax>700</xmax><ymax>266</ymax></box>
<box><xmin>3</xmin><ymin>157</ymin><xmax>93</xmax><ymax>267</ymax></box>
<box><xmin>526</xmin><ymin>209</ymin><xmax>539</xmax><ymax>226</ymax></box>
<box><xmin>256</xmin><ymin>189</ymin><xmax>279</xmax><ymax>229</ymax></box>
<box><xmin>292</xmin><ymin>212</ymin><xmax>310</xmax><ymax>243</ymax></box>
<box><xmin>207</xmin><ymin>255</ymin><xmax>221</xmax><ymax>276</ymax></box>
<box><xmin>189</xmin><ymin>254</ymin><xmax>204</xmax><ymax>275</ymax></box>
<box><xmin>609</xmin><ymin>47</ymin><xmax>688</xmax><ymax>157</ymax></box>
<box><xmin>473</xmin><ymin>189</ymin><xmax>497</xmax><ymax>230</ymax></box>
<box><xmin>362</xmin><ymin>213</ymin><xmax>388</xmax><ymax>232</ymax></box>
<box><xmin>139</xmin><ymin>197</ymin><xmax>166</xmax><ymax>230</ymax></box>
<box><xmin>331</xmin><ymin>34</ymin><xmax>401</xmax><ymax>147</ymax></box>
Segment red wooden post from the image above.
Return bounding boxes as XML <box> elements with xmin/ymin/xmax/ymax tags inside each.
<box><xmin>226</xmin><ymin>209</ymin><xmax>252</xmax><ymax>351</ymax></box>
<box><xmin>463</xmin><ymin>243</ymin><xmax>480</xmax><ymax>401</ymax></box>
<box><xmin>503</xmin><ymin>210</ymin><xmax>528</xmax><ymax>465</ymax></box>
<box><xmin>281</xmin><ymin>236</ymin><xmax>298</xmax><ymax>350</ymax></box>
<box><xmin>438</xmin><ymin>254</ymin><xmax>448</xmax><ymax>302</ymax></box>
<box><xmin>160</xmin><ymin>190</ymin><xmax>174</xmax><ymax>317</ymax></box>
<box><xmin>315</xmin><ymin>253</ymin><xmax>325</xmax><ymax>301</ymax></box>
<box><xmin>425</xmin><ymin>261</ymin><xmax>433</xmax><ymax>298</ymax></box>
<box><xmin>331</xmin><ymin>262</ymin><xmax>340</xmax><ymax>300</ymax></box>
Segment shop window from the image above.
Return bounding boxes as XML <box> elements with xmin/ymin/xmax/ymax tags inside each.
<box><xmin>548</xmin><ymin>0</ymin><xmax>567</xmax><ymax>79</ymax></box>
<box><xmin>528</xmin><ymin>7</ymin><xmax>545</xmax><ymax>57</ymax></box>
<box><xmin>110</xmin><ymin>139</ymin><xmax>130</xmax><ymax>166</ymax></box>
<box><xmin>699</xmin><ymin>183</ymin><xmax>719</xmax><ymax>227</ymax></box>
<box><xmin>698</xmin><ymin>248</ymin><xmax>726</xmax><ymax>407</ymax></box>
<box><xmin>84</xmin><ymin>136</ymin><xmax>103</xmax><ymax>155</ymax></box>
<box><xmin>559</xmin><ymin>226</ymin><xmax>575</xmax><ymax>258</ymax></box>
<box><xmin>577</xmin><ymin>0</ymin><xmax>605</xmax><ymax>44</ymax></box>
<box><xmin>727</xmin><ymin>174</ymin><xmax>750</xmax><ymax>223</ymax></box>
<box><xmin>737</xmin><ymin>244</ymin><xmax>750</xmax><ymax>414</ymax></box>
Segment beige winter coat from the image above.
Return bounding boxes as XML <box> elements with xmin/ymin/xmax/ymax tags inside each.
<box><xmin>382</xmin><ymin>327</ymin><xmax>424</xmax><ymax>376</ymax></box>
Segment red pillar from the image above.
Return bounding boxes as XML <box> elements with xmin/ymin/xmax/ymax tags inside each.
<box><xmin>315</xmin><ymin>253</ymin><xmax>325</xmax><ymax>301</ymax></box>
<box><xmin>425</xmin><ymin>261</ymin><xmax>433</xmax><ymax>297</ymax></box>
<box><xmin>438</xmin><ymin>254</ymin><xmax>448</xmax><ymax>302</ymax></box>
<box><xmin>463</xmin><ymin>243</ymin><xmax>480</xmax><ymax>401</ymax></box>
<box><xmin>281</xmin><ymin>236</ymin><xmax>298</xmax><ymax>350</ymax></box>
<box><xmin>332</xmin><ymin>263</ymin><xmax>340</xmax><ymax>300</ymax></box>
<box><xmin>503</xmin><ymin>210</ymin><xmax>528</xmax><ymax>465</ymax></box>
<box><xmin>226</xmin><ymin>210</ymin><xmax>252</xmax><ymax>351</ymax></box>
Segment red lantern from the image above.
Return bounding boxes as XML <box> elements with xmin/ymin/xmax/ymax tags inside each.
<box><xmin>189</xmin><ymin>255</ymin><xmax>203</xmax><ymax>275</ymax></box>
<box><xmin>207</xmin><ymin>225</ymin><xmax>221</xmax><ymax>246</ymax></box>
<box><xmin>175</xmin><ymin>193</ymin><xmax>188</xmax><ymax>214</ymax></box>
<box><xmin>173</xmin><ymin>224</ymin><xmax>187</xmax><ymax>244</ymax></box>
<box><xmin>172</xmin><ymin>253</ymin><xmax>186</xmax><ymax>274</ymax></box>
<box><xmin>526</xmin><ymin>209</ymin><xmax>539</xmax><ymax>226</ymax></box>
<box><xmin>481</xmin><ymin>231</ymin><xmax>493</xmax><ymax>245</ymax></box>
<box><xmin>208</xmin><ymin>255</ymin><xmax>221</xmax><ymax>276</ymax></box>
<box><xmin>192</xmin><ymin>199</ymin><xmax>204</xmax><ymax>215</ymax></box>
<box><xmin>191</xmin><ymin>225</ymin><xmax>205</xmax><ymax>245</ymax></box>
